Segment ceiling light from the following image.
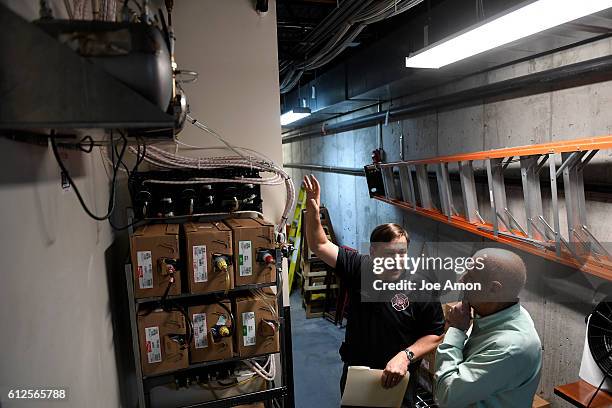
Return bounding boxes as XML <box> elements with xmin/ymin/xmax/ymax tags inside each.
<box><xmin>405</xmin><ymin>0</ymin><xmax>612</xmax><ymax>69</ymax></box>
<box><xmin>280</xmin><ymin>107</ymin><xmax>311</xmax><ymax>126</ymax></box>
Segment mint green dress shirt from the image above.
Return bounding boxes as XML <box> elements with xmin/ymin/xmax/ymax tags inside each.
<box><xmin>434</xmin><ymin>303</ymin><xmax>542</xmax><ymax>408</ymax></box>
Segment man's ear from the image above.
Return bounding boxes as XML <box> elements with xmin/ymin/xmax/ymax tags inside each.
<box><xmin>489</xmin><ymin>280</ymin><xmax>503</xmax><ymax>294</ymax></box>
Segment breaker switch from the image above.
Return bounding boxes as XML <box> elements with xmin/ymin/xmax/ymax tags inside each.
<box><xmin>256</xmin><ymin>249</ymin><xmax>275</xmax><ymax>265</ymax></box>
<box><xmin>258</xmin><ymin>318</ymin><xmax>279</xmax><ymax>337</ymax></box>
<box><xmin>159</xmin><ymin>258</ymin><xmax>178</xmax><ymax>277</ymax></box>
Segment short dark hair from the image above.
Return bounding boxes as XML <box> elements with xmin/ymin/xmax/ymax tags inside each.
<box><xmin>370</xmin><ymin>223</ymin><xmax>409</xmax><ymax>243</ymax></box>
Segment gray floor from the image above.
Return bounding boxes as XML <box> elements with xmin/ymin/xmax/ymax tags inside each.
<box><xmin>290</xmin><ymin>291</ymin><xmax>346</xmax><ymax>408</ymax></box>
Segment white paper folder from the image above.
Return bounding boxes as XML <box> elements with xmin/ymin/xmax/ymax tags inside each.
<box><xmin>340</xmin><ymin>366</ymin><xmax>410</xmax><ymax>408</ymax></box>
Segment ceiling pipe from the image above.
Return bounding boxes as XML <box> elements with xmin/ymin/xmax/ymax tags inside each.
<box><xmin>283</xmin><ymin>163</ymin><xmax>365</xmax><ymax>176</ymax></box>
<box><xmin>282</xmin><ymin>53</ymin><xmax>612</xmax><ymax>144</ymax></box>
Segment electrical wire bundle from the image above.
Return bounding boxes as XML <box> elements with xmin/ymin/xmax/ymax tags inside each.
<box><xmin>279</xmin><ymin>0</ymin><xmax>425</xmax><ymax>94</ymax></box>
<box><xmin>244</xmin><ymin>354</ymin><xmax>276</xmax><ymax>382</ymax></box>
<box><xmin>194</xmin><ymin>354</ymin><xmax>275</xmax><ymax>394</ymax></box>
<box><xmin>59</xmin><ymin>115</ymin><xmax>294</xmax><ymax>235</ymax></box>
<box><xmin>129</xmin><ymin>114</ymin><xmax>296</xmax><ymax>234</ymax></box>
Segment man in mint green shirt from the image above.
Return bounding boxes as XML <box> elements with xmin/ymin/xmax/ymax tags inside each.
<box><xmin>434</xmin><ymin>248</ymin><xmax>542</xmax><ymax>408</ymax></box>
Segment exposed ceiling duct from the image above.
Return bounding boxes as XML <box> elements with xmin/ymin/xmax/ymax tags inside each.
<box><xmin>0</xmin><ymin>3</ymin><xmax>176</xmax><ymax>131</ymax></box>
<box><xmin>279</xmin><ymin>0</ymin><xmax>612</xmax><ymax>130</ymax></box>
<box><xmin>279</xmin><ymin>0</ymin><xmax>425</xmax><ymax>94</ymax></box>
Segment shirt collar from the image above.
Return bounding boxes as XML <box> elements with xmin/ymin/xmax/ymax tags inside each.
<box><xmin>473</xmin><ymin>303</ymin><xmax>521</xmax><ymax>332</ymax></box>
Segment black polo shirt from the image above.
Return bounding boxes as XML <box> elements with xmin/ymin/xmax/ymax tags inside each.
<box><xmin>336</xmin><ymin>247</ymin><xmax>445</xmax><ymax>371</ymax></box>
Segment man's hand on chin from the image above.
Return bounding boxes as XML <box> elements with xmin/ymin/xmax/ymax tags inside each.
<box><xmin>381</xmin><ymin>351</ymin><xmax>408</xmax><ymax>389</ymax></box>
<box><xmin>447</xmin><ymin>301</ymin><xmax>472</xmax><ymax>332</ymax></box>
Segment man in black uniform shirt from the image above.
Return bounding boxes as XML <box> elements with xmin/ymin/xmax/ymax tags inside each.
<box><xmin>303</xmin><ymin>175</ymin><xmax>445</xmax><ymax>407</ymax></box>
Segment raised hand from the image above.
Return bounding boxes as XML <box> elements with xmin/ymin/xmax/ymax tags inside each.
<box><xmin>303</xmin><ymin>174</ymin><xmax>321</xmax><ymax>211</ymax></box>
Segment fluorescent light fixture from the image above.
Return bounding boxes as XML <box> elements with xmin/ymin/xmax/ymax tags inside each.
<box><xmin>406</xmin><ymin>0</ymin><xmax>612</xmax><ymax>69</ymax></box>
<box><xmin>280</xmin><ymin>107</ymin><xmax>311</xmax><ymax>126</ymax></box>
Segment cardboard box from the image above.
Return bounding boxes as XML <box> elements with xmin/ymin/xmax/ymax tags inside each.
<box><xmin>188</xmin><ymin>301</ymin><xmax>234</xmax><ymax>363</ymax></box>
<box><xmin>130</xmin><ymin>224</ymin><xmax>181</xmax><ymax>299</ymax></box>
<box><xmin>184</xmin><ymin>222</ymin><xmax>234</xmax><ymax>294</ymax></box>
<box><xmin>234</xmin><ymin>293</ymin><xmax>280</xmax><ymax>357</ymax></box>
<box><xmin>137</xmin><ymin>309</ymin><xmax>189</xmax><ymax>376</ymax></box>
<box><xmin>532</xmin><ymin>395</ymin><xmax>551</xmax><ymax>408</ymax></box>
<box><xmin>225</xmin><ymin>217</ymin><xmax>276</xmax><ymax>287</ymax></box>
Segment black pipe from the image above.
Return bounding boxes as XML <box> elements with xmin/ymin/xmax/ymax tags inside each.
<box><xmin>282</xmin><ymin>54</ymin><xmax>612</xmax><ymax>144</ymax></box>
<box><xmin>283</xmin><ymin>163</ymin><xmax>365</xmax><ymax>176</ymax></box>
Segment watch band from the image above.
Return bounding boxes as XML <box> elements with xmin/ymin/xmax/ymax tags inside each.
<box><xmin>403</xmin><ymin>348</ymin><xmax>415</xmax><ymax>364</ymax></box>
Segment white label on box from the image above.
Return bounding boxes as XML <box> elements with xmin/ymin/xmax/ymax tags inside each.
<box><xmin>193</xmin><ymin>313</ymin><xmax>208</xmax><ymax>349</ymax></box>
<box><xmin>238</xmin><ymin>240</ymin><xmax>253</xmax><ymax>276</ymax></box>
<box><xmin>137</xmin><ymin>251</ymin><xmax>153</xmax><ymax>289</ymax></box>
<box><xmin>193</xmin><ymin>245</ymin><xmax>208</xmax><ymax>283</ymax></box>
<box><xmin>145</xmin><ymin>326</ymin><xmax>162</xmax><ymax>363</ymax></box>
<box><xmin>242</xmin><ymin>311</ymin><xmax>256</xmax><ymax>346</ymax></box>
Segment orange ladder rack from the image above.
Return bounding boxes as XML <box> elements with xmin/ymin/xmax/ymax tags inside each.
<box><xmin>364</xmin><ymin>136</ymin><xmax>612</xmax><ymax>281</ymax></box>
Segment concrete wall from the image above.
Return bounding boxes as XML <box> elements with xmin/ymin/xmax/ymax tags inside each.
<box><xmin>283</xmin><ymin>36</ymin><xmax>612</xmax><ymax>407</ymax></box>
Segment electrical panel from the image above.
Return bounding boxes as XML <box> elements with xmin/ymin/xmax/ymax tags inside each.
<box><xmin>234</xmin><ymin>294</ymin><xmax>280</xmax><ymax>358</ymax></box>
<box><xmin>137</xmin><ymin>310</ymin><xmax>189</xmax><ymax>376</ymax></box>
<box><xmin>130</xmin><ymin>224</ymin><xmax>181</xmax><ymax>299</ymax></box>
<box><xmin>129</xmin><ymin>169</ymin><xmax>263</xmax><ymax>219</ymax></box>
<box><xmin>184</xmin><ymin>222</ymin><xmax>234</xmax><ymax>294</ymax></box>
<box><xmin>224</xmin><ymin>217</ymin><xmax>276</xmax><ymax>287</ymax></box>
<box><xmin>188</xmin><ymin>301</ymin><xmax>234</xmax><ymax>363</ymax></box>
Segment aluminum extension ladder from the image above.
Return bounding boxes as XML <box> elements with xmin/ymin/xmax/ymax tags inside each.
<box><xmin>364</xmin><ymin>136</ymin><xmax>612</xmax><ymax>281</ymax></box>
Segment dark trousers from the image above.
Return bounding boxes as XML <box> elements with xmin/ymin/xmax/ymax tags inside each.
<box><xmin>340</xmin><ymin>363</ymin><xmax>417</xmax><ymax>408</ymax></box>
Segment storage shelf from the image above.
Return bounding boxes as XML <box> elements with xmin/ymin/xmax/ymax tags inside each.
<box><xmin>554</xmin><ymin>380</ymin><xmax>612</xmax><ymax>408</ymax></box>
<box><xmin>180</xmin><ymin>387</ymin><xmax>287</xmax><ymax>408</ymax></box>
<box><xmin>124</xmin><ymin>244</ymin><xmax>294</xmax><ymax>408</ymax></box>
<box><xmin>135</xmin><ymin>282</ymin><xmax>277</xmax><ymax>305</ymax></box>
<box><xmin>143</xmin><ymin>352</ymin><xmax>280</xmax><ymax>387</ymax></box>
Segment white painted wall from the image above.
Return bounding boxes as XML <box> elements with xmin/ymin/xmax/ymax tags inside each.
<box><xmin>0</xmin><ymin>1</ymin><xmax>285</xmax><ymax>407</ymax></box>
<box><xmin>0</xmin><ymin>138</ymin><xmax>121</xmax><ymax>408</ymax></box>
<box><xmin>173</xmin><ymin>0</ymin><xmax>285</xmax><ymax>224</ymax></box>
<box><xmin>0</xmin><ymin>2</ymin><xmax>122</xmax><ymax>408</ymax></box>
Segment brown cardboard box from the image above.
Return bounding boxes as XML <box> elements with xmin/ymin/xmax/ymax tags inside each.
<box><xmin>184</xmin><ymin>222</ymin><xmax>234</xmax><ymax>294</ymax></box>
<box><xmin>137</xmin><ymin>310</ymin><xmax>189</xmax><ymax>376</ymax></box>
<box><xmin>188</xmin><ymin>301</ymin><xmax>234</xmax><ymax>363</ymax></box>
<box><xmin>225</xmin><ymin>217</ymin><xmax>276</xmax><ymax>287</ymax></box>
<box><xmin>532</xmin><ymin>395</ymin><xmax>551</xmax><ymax>408</ymax></box>
<box><xmin>234</xmin><ymin>293</ymin><xmax>280</xmax><ymax>357</ymax></box>
<box><xmin>130</xmin><ymin>224</ymin><xmax>181</xmax><ymax>299</ymax></box>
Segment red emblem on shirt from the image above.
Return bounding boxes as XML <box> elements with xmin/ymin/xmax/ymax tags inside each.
<box><xmin>391</xmin><ymin>293</ymin><xmax>409</xmax><ymax>311</ymax></box>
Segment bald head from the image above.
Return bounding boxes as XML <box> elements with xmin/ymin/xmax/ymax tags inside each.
<box><xmin>469</xmin><ymin>248</ymin><xmax>527</xmax><ymax>303</ymax></box>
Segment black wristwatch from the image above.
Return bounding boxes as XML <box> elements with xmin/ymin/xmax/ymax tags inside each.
<box><xmin>403</xmin><ymin>348</ymin><xmax>415</xmax><ymax>364</ymax></box>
